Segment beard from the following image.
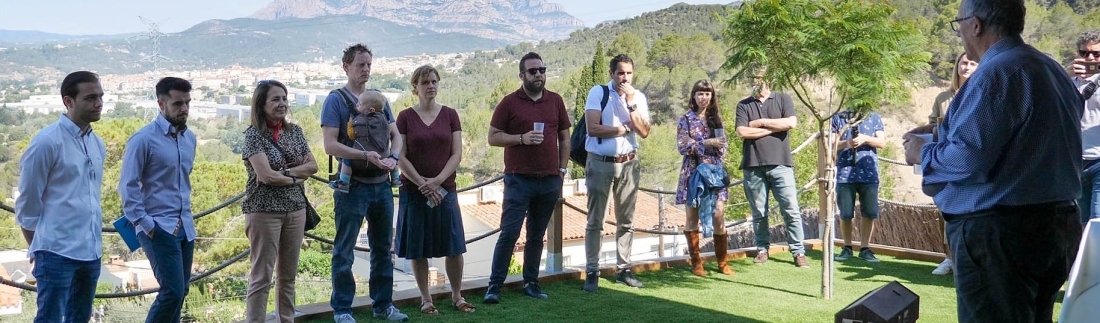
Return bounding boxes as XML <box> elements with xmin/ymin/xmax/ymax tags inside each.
<box><xmin>167</xmin><ymin>115</ymin><xmax>188</xmax><ymax>128</ymax></box>
<box><xmin>523</xmin><ymin>80</ymin><xmax>544</xmax><ymax>93</ymax></box>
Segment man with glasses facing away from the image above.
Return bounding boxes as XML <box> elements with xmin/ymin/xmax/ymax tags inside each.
<box><xmin>485</xmin><ymin>52</ymin><xmax>571</xmax><ymax>303</ymax></box>
<box><xmin>581</xmin><ymin>54</ymin><xmax>651</xmax><ymax>292</ymax></box>
<box><xmin>903</xmin><ymin>1</ymin><xmax>1083</xmax><ymax>322</ymax></box>
<box><xmin>1071</xmin><ymin>30</ymin><xmax>1100</xmax><ymax>225</ymax></box>
<box><xmin>118</xmin><ymin>77</ymin><xmax>196</xmax><ymax>323</ymax></box>
<box><xmin>16</xmin><ymin>71</ymin><xmax>107</xmax><ymax>323</ymax></box>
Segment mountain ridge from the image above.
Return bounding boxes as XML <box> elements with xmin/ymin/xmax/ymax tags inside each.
<box><xmin>248</xmin><ymin>0</ymin><xmax>584</xmax><ymax>42</ymax></box>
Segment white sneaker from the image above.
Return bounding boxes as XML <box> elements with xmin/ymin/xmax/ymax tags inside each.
<box><xmin>932</xmin><ymin>259</ymin><xmax>952</xmax><ymax>275</ymax></box>
<box><xmin>334</xmin><ymin>313</ymin><xmax>356</xmax><ymax>323</ymax></box>
<box><xmin>373</xmin><ymin>306</ymin><xmax>409</xmax><ymax>322</ymax></box>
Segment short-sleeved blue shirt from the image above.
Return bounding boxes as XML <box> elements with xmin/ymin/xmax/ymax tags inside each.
<box><xmin>832</xmin><ymin>111</ymin><xmax>883</xmax><ymax>184</ymax></box>
<box><xmin>319</xmin><ymin>87</ymin><xmax>395</xmax><ymax>137</ymax></box>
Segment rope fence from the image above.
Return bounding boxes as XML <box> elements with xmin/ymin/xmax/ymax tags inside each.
<box><xmin>0</xmin><ymin>132</ymin><xmax>933</xmax><ymax>297</ymax></box>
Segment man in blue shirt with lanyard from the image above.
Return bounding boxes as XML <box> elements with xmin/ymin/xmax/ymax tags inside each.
<box><xmin>904</xmin><ymin>0</ymin><xmax>1083</xmax><ymax>321</ymax></box>
<box><xmin>17</xmin><ymin>71</ymin><xmax>107</xmax><ymax>323</ymax></box>
<box><xmin>119</xmin><ymin>77</ymin><xmax>197</xmax><ymax>323</ymax></box>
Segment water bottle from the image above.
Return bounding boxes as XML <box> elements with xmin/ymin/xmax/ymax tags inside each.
<box><xmin>426</xmin><ymin>187</ymin><xmax>449</xmax><ymax>208</ymax></box>
<box><xmin>390</xmin><ymin>169</ymin><xmax>401</xmax><ymax>188</ymax></box>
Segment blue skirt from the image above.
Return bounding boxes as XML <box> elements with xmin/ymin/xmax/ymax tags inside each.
<box><xmin>395</xmin><ymin>188</ymin><xmax>467</xmax><ymax>259</ymax></box>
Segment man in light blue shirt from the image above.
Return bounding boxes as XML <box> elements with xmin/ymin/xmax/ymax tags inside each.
<box><xmin>903</xmin><ymin>1</ymin><xmax>1083</xmax><ymax>321</ymax></box>
<box><xmin>119</xmin><ymin>77</ymin><xmax>196</xmax><ymax>323</ymax></box>
<box><xmin>16</xmin><ymin>71</ymin><xmax>107</xmax><ymax>323</ymax></box>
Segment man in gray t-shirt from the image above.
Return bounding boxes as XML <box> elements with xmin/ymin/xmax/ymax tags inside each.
<box><xmin>735</xmin><ymin>74</ymin><xmax>808</xmax><ymax>267</ymax></box>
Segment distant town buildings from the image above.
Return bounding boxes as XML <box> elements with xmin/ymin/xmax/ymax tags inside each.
<box><xmin>2</xmin><ymin>52</ymin><xmax>449</xmax><ymax>115</ymax></box>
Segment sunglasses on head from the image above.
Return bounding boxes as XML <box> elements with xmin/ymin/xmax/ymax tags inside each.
<box><xmin>1080</xmin><ymin>50</ymin><xmax>1100</xmax><ymax>58</ymax></box>
<box><xmin>526</xmin><ymin>67</ymin><xmax>547</xmax><ymax>75</ymax></box>
<box><xmin>257</xmin><ymin>79</ymin><xmax>277</xmax><ymax>86</ymax></box>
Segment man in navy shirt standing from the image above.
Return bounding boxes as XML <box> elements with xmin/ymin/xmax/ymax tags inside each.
<box><xmin>904</xmin><ymin>0</ymin><xmax>1083</xmax><ymax>321</ymax></box>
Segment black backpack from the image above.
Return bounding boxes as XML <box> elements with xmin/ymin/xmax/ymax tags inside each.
<box><xmin>328</xmin><ymin>88</ymin><xmax>391</xmax><ymax>179</ymax></box>
<box><xmin>569</xmin><ymin>85</ymin><xmax>610</xmax><ymax>167</ymax></box>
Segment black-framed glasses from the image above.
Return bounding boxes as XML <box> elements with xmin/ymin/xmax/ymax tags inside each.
<box><xmin>526</xmin><ymin>67</ymin><xmax>547</xmax><ymax>75</ymax></box>
<box><xmin>1080</xmin><ymin>50</ymin><xmax>1100</xmax><ymax>58</ymax></box>
<box><xmin>950</xmin><ymin>16</ymin><xmax>973</xmax><ymax>32</ymax></box>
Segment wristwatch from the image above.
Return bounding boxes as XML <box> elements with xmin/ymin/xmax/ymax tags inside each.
<box><xmin>391</xmin><ymin>153</ymin><xmax>400</xmax><ymax>161</ymax></box>
<box><xmin>282</xmin><ymin>169</ymin><xmax>291</xmax><ymax>177</ymax></box>
<box><xmin>628</xmin><ymin>104</ymin><xmax>637</xmax><ymax>112</ymax></box>
<box><xmin>559</xmin><ymin>168</ymin><xmax>567</xmax><ymax>176</ymax></box>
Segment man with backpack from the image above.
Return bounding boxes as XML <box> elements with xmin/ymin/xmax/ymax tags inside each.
<box><xmin>320</xmin><ymin>43</ymin><xmax>407</xmax><ymax>323</ymax></box>
<box><xmin>484</xmin><ymin>52</ymin><xmax>571</xmax><ymax>303</ymax></box>
<box><xmin>581</xmin><ymin>54</ymin><xmax>651</xmax><ymax>292</ymax></box>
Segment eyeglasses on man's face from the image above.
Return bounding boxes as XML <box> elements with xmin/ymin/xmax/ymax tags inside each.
<box><xmin>950</xmin><ymin>16</ymin><xmax>973</xmax><ymax>33</ymax></box>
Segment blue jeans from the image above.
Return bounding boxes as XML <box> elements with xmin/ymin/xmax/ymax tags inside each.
<box><xmin>489</xmin><ymin>174</ymin><xmax>562</xmax><ymax>286</ymax></box>
<box><xmin>32</xmin><ymin>251</ymin><xmax>100</xmax><ymax>323</ymax></box>
<box><xmin>743</xmin><ymin>165</ymin><xmax>806</xmax><ymax>255</ymax></box>
<box><xmin>1079</xmin><ymin>160</ymin><xmax>1100</xmax><ymax>223</ymax></box>
<box><xmin>837</xmin><ymin>182</ymin><xmax>879</xmax><ymax>220</ymax></box>
<box><xmin>137</xmin><ymin>226</ymin><xmax>194</xmax><ymax>323</ymax></box>
<box><xmin>946</xmin><ymin>201</ymin><xmax>1080</xmax><ymax>323</ymax></box>
<box><xmin>330</xmin><ymin>180</ymin><xmax>395</xmax><ymax>315</ymax></box>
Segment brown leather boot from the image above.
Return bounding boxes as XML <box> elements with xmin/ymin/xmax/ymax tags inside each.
<box><xmin>714</xmin><ymin>234</ymin><xmax>734</xmax><ymax>275</ymax></box>
<box><xmin>685</xmin><ymin>231</ymin><xmax>706</xmax><ymax>276</ymax></box>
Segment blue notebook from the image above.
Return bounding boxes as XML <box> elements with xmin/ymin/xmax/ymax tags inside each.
<box><xmin>112</xmin><ymin>216</ymin><xmax>141</xmax><ymax>252</ymax></box>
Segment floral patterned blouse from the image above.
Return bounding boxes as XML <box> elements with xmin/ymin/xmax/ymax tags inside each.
<box><xmin>675</xmin><ymin>110</ymin><xmax>729</xmax><ymax>204</ymax></box>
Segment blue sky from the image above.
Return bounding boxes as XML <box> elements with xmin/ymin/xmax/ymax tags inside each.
<box><xmin>0</xmin><ymin>0</ymin><xmax>729</xmax><ymax>35</ymax></box>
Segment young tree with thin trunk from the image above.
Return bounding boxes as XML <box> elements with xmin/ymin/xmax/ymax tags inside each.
<box><xmin>720</xmin><ymin>0</ymin><xmax>930</xmax><ymax>299</ymax></box>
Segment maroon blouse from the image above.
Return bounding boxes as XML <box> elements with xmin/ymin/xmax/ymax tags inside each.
<box><xmin>396</xmin><ymin>105</ymin><xmax>462</xmax><ymax>191</ymax></box>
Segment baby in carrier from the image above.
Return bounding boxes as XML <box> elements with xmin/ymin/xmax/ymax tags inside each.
<box><xmin>330</xmin><ymin>90</ymin><xmax>400</xmax><ymax>192</ymax></box>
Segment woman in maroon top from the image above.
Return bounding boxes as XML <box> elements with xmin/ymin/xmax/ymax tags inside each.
<box><xmin>394</xmin><ymin>65</ymin><xmax>472</xmax><ymax>315</ymax></box>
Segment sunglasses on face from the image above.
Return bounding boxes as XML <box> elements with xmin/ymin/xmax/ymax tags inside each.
<box><xmin>1080</xmin><ymin>50</ymin><xmax>1100</xmax><ymax>58</ymax></box>
<box><xmin>526</xmin><ymin>67</ymin><xmax>547</xmax><ymax>75</ymax></box>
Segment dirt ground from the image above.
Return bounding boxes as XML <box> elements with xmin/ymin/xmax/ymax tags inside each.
<box><xmin>879</xmin><ymin>86</ymin><xmax>944</xmax><ymax>204</ymax></box>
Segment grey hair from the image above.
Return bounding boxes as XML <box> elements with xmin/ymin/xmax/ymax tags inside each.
<box><xmin>961</xmin><ymin>0</ymin><xmax>1026</xmax><ymax>37</ymax></box>
<box><xmin>1077</xmin><ymin>30</ymin><xmax>1100</xmax><ymax>49</ymax></box>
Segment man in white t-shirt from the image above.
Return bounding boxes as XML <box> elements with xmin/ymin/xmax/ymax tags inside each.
<box><xmin>581</xmin><ymin>54</ymin><xmax>652</xmax><ymax>292</ymax></box>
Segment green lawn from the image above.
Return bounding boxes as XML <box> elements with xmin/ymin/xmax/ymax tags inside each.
<box><xmin>305</xmin><ymin>250</ymin><xmax>1062</xmax><ymax>322</ymax></box>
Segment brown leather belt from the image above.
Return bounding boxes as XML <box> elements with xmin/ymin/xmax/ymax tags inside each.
<box><xmin>591</xmin><ymin>151</ymin><xmax>637</xmax><ymax>163</ymax></box>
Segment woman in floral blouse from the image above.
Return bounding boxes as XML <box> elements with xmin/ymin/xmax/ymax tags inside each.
<box><xmin>241</xmin><ymin>80</ymin><xmax>318</xmax><ymax>322</ymax></box>
<box><xmin>675</xmin><ymin>79</ymin><xmax>731</xmax><ymax>276</ymax></box>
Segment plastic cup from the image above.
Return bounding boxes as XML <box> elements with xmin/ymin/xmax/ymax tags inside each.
<box><xmin>534</xmin><ymin>122</ymin><xmax>545</xmax><ymax>133</ymax></box>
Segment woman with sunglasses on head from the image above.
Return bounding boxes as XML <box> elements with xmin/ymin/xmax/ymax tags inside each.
<box><xmin>241</xmin><ymin>80</ymin><xmax>318</xmax><ymax>322</ymax></box>
<box><xmin>393</xmin><ymin>65</ymin><xmax>472</xmax><ymax>315</ymax></box>
<box><xmin>927</xmin><ymin>53</ymin><xmax>977</xmax><ymax>276</ymax></box>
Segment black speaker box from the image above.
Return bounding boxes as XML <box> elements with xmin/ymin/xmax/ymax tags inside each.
<box><xmin>835</xmin><ymin>281</ymin><xmax>920</xmax><ymax>323</ymax></box>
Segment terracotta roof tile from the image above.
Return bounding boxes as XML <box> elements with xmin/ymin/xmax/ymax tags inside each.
<box><xmin>0</xmin><ymin>265</ymin><xmax>22</xmax><ymax>309</ymax></box>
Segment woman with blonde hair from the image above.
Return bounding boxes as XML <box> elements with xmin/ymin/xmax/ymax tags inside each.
<box><xmin>929</xmin><ymin>53</ymin><xmax>978</xmax><ymax>125</ymax></box>
<box><xmin>928</xmin><ymin>53</ymin><xmax>977</xmax><ymax>276</ymax></box>
<box><xmin>675</xmin><ymin>79</ymin><xmax>731</xmax><ymax>276</ymax></box>
<box><xmin>394</xmin><ymin>65</ymin><xmax>473</xmax><ymax>314</ymax></box>
<box><xmin>241</xmin><ymin>80</ymin><xmax>318</xmax><ymax>322</ymax></box>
